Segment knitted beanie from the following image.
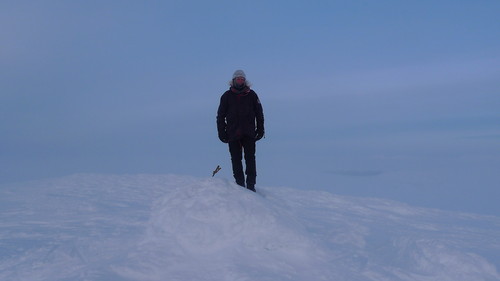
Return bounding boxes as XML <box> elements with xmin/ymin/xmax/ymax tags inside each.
<box><xmin>232</xmin><ymin>70</ymin><xmax>246</xmax><ymax>79</ymax></box>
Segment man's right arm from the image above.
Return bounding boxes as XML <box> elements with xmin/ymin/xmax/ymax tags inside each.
<box><xmin>216</xmin><ymin>94</ymin><xmax>228</xmax><ymax>143</ymax></box>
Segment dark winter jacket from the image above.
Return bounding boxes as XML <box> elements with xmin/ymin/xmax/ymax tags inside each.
<box><xmin>216</xmin><ymin>86</ymin><xmax>264</xmax><ymax>142</ymax></box>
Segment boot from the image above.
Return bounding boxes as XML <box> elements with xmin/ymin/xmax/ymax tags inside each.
<box><xmin>247</xmin><ymin>184</ymin><xmax>256</xmax><ymax>192</ymax></box>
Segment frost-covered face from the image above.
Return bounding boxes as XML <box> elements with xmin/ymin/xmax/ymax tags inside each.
<box><xmin>234</xmin><ymin>77</ymin><xmax>246</xmax><ymax>87</ymax></box>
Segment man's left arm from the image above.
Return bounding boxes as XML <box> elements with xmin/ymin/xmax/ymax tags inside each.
<box><xmin>254</xmin><ymin>92</ymin><xmax>265</xmax><ymax>140</ymax></box>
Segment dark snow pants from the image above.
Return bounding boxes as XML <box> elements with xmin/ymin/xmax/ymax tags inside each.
<box><xmin>228</xmin><ymin>137</ymin><xmax>256</xmax><ymax>188</ymax></box>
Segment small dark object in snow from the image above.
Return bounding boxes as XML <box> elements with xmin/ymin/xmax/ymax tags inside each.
<box><xmin>212</xmin><ymin>165</ymin><xmax>221</xmax><ymax>177</ymax></box>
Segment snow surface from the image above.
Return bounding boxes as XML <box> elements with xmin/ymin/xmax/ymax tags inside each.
<box><xmin>1</xmin><ymin>174</ymin><xmax>499</xmax><ymax>281</ymax></box>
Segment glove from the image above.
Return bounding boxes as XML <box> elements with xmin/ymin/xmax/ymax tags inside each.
<box><xmin>218</xmin><ymin>131</ymin><xmax>228</xmax><ymax>143</ymax></box>
<box><xmin>255</xmin><ymin>128</ymin><xmax>264</xmax><ymax>141</ymax></box>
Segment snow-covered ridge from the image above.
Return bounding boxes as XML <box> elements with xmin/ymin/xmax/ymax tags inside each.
<box><xmin>1</xmin><ymin>174</ymin><xmax>499</xmax><ymax>281</ymax></box>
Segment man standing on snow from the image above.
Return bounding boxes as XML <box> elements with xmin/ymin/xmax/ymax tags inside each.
<box><xmin>217</xmin><ymin>70</ymin><xmax>265</xmax><ymax>192</ymax></box>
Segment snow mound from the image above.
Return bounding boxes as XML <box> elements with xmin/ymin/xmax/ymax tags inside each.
<box><xmin>118</xmin><ymin>178</ymin><xmax>337</xmax><ymax>281</ymax></box>
<box><xmin>1</xmin><ymin>174</ymin><xmax>499</xmax><ymax>281</ymax></box>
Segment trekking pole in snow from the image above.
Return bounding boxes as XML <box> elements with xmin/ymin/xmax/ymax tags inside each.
<box><xmin>212</xmin><ymin>165</ymin><xmax>221</xmax><ymax>177</ymax></box>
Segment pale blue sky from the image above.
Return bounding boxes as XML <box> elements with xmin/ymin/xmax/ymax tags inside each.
<box><xmin>1</xmin><ymin>1</ymin><xmax>499</xmax><ymax>215</ymax></box>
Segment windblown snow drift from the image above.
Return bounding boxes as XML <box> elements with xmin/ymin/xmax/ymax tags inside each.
<box><xmin>1</xmin><ymin>174</ymin><xmax>499</xmax><ymax>281</ymax></box>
